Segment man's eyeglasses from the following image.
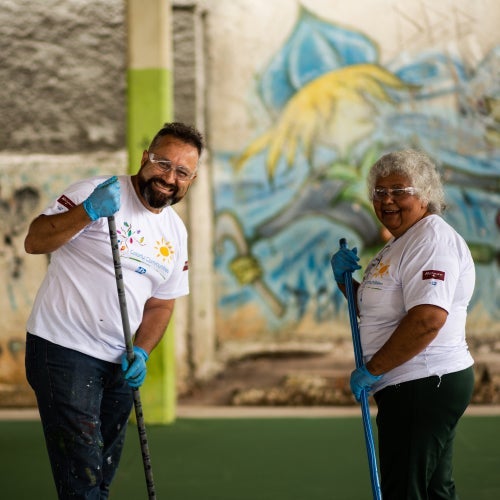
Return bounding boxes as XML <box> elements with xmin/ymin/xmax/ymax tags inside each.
<box><xmin>148</xmin><ymin>152</ymin><xmax>196</xmax><ymax>181</ymax></box>
<box><xmin>372</xmin><ymin>187</ymin><xmax>419</xmax><ymax>201</ymax></box>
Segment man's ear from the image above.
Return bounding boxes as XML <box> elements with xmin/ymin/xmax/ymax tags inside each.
<box><xmin>140</xmin><ymin>150</ymin><xmax>149</xmax><ymax>168</ymax></box>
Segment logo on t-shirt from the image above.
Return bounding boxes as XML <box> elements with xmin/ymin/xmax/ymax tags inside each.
<box><xmin>57</xmin><ymin>195</ymin><xmax>76</xmax><ymax>209</ymax></box>
<box><xmin>117</xmin><ymin>221</ymin><xmax>175</xmax><ymax>279</ymax></box>
<box><xmin>372</xmin><ymin>260</ymin><xmax>390</xmax><ymax>279</ymax></box>
<box><xmin>154</xmin><ymin>237</ymin><xmax>175</xmax><ymax>263</ymax></box>
<box><xmin>422</xmin><ymin>270</ymin><xmax>445</xmax><ymax>281</ymax></box>
<box><xmin>118</xmin><ymin>221</ymin><xmax>145</xmax><ymax>252</ymax></box>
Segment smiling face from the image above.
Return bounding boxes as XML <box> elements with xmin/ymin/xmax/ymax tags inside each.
<box><xmin>373</xmin><ymin>173</ymin><xmax>430</xmax><ymax>238</ymax></box>
<box><xmin>132</xmin><ymin>136</ymin><xmax>199</xmax><ymax>213</ymax></box>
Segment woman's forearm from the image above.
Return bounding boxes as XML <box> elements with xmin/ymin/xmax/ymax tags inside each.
<box><xmin>366</xmin><ymin>304</ymin><xmax>448</xmax><ymax>375</ymax></box>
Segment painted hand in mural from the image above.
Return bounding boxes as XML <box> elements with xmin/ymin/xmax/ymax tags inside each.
<box><xmin>234</xmin><ymin>64</ymin><xmax>415</xmax><ymax>180</ymax></box>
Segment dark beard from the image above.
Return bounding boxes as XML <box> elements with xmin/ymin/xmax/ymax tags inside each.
<box><xmin>138</xmin><ymin>176</ymin><xmax>180</xmax><ymax>208</ymax></box>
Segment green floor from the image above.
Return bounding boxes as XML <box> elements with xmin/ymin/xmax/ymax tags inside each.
<box><xmin>1</xmin><ymin>416</ymin><xmax>499</xmax><ymax>499</ymax></box>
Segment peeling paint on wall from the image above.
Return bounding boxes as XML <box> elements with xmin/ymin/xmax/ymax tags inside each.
<box><xmin>0</xmin><ymin>185</ymin><xmax>41</xmax><ymax>310</ymax></box>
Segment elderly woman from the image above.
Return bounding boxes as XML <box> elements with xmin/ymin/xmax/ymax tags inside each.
<box><xmin>331</xmin><ymin>149</ymin><xmax>475</xmax><ymax>499</ymax></box>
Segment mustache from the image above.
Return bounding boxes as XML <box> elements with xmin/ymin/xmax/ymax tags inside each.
<box><xmin>150</xmin><ymin>177</ymin><xmax>175</xmax><ymax>190</ymax></box>
<box><xmin>147</xmin><ymin>177</ymin><xmax>179</xmax><ymax>199</ymax></box>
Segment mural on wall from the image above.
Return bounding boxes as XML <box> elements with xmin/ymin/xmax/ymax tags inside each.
<box><xmin>0</xmin><ymin>185</ymin><xmax>41</xmax><ymax>311</ymax></box>
<box><xmin>213</xmin><ymin>6</ymin><xmax>500</xmax><ymax>340</ymax></box>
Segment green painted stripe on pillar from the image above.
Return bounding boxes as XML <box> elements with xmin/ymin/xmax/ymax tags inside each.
<box><xmin>127</xmin><ymin>68</ymin><xmax>173</xmax><ymax>173</ymax></box>
<box><xmin>142</xmin><ymin>321</ymin><xmax>176</xmax><ymax>423</ymax></box>
<box><xmin>126</xmin><ymin>66</ymin><xmax>176</xmax><ymax>424</ymax></box>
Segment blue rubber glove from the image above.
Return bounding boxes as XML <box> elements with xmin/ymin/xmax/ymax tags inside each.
<box><xmin>350</xmin><ymin>365</ymin><xmax>383</xmax><ymax>402</ymax></box>
<box><xmin>83</xmin><ymin>176</ymin><xmax>120</xmax><ymax>221</ymax></box>
<box><xmin>330</xmin><ymin>246</ymin><xmax>361</xmax><ymax>284</ymax></box>
<box><xmin>121</xmin><ymin>346</ymin><xmax>149</xmax><ymax>388</ymax></box>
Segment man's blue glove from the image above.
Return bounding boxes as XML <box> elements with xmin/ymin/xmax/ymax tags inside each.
<box><xmin>83</xmin><ymin>176</ymin><xmax>120</xmax><ymax>221</ymax></box>
<box><xmin>350</xmin><ymin>365</ymin><xmax>383</xmax><ymax>402</ymax></box>
<box><xmin>330</xmin><ymin>246</ymin><xmax>361</xmax><ymax>284</ymax></box>
<box><xmin>121</xmin><ymin>346</ymin><xmax>149</xmax><ymax>388</ymax></box>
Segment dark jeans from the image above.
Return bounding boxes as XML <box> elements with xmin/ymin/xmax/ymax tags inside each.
<box><xmin>374</xmin><ymin>367</ymin><xmax>475</xmax><ymax>500</ymax></box>
<box><xmin>25</xmin><ymin>333</ymin><xmax>134</xmax><ymax>500</ymax></box>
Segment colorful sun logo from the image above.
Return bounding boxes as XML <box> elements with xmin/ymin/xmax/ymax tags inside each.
<box><xmin>373</xmin><ymin>260</ymin><xmax>390</xmax><ymax>278</ymax></box>
<box><xmin>155</xmin><ymin>237</ymin><xmax>175</xmax><ymax>262</ymax></box>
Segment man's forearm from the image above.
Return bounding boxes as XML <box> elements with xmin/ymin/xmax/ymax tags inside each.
<box><xmin>133</xmin><ymin>298</ymin><xmax>176</xmax><ymax>354</ymax></box>
<box><xmin>24</xmin><ymin>206</ymin><xmax>91</xmax><ymax>254</ymax></box>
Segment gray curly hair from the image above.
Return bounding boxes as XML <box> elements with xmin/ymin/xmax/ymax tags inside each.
<box><xmin>367</xmin><ymin>149</ymin><xmax>446</xmax><ymax>214</ymax></box>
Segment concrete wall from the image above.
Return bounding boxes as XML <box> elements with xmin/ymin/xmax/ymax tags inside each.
<box><xmin>0</xmin><ymin>0</ymin><xmax>499</xmax><ymax>404</ymax></box>
<box><xmin>0</xmin><ymin>0</ymin><xmax>127</xmax><ymax>153</ymax></box>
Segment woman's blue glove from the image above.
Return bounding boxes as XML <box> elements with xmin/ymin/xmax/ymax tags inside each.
<box><xmin>330</xmin><ymin>246</ymin><xmax>361</xmax><ymax>284</ymax></box>
<box><xmin>83</xmin><ymin>176</ymin><xmax>120</xmax><ymax>221</ymax></box>
<box><xmin>121</xmin><ymin>346</ymin><xmax>149</xmax><ymax>388</ymax></box>
<box><xmin>350</xmin><ymin>365</ymin><xmax>383</xmax><ymax>402</ymax></box>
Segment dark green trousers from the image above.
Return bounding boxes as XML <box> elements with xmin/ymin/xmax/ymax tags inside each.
<box><xmin>374</xmin><ymin>366</ymin><xmax>474</xmax><ymax>500</ymax></box>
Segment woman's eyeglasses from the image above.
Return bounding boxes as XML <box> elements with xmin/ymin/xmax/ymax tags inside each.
<box><xmin>371</xmin><ymin>187</ymin><xmax>419</xmax><ymax>201</ymax></box>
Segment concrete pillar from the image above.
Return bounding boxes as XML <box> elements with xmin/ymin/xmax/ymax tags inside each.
<box><xmin>173</xmin><ymin>2</ymin><xmax>218</xmax><ymax>387</ymax></box>
<box><xmin>127</xmin><ymin>0</ymin><xmax>175</xmax><ymax>423</ymax></box>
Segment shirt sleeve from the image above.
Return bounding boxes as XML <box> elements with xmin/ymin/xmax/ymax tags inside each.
<box><xmin>42</xmin><ymin>177</ymin><xmax>109</xmax><ymax>215</ymax></box>
<box><xmin>401</xmin><ymin>238</ymin><xmax>459</xmax><ymax>314</ymax></box>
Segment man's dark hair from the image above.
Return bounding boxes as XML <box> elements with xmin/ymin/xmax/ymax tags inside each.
<box><xmin>149</xmin><ymin>122</ymin><xmax>204</xmax><ymax>156</ymax></box>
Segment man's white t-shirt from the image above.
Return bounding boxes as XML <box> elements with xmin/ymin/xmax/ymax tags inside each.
<box><xmin>27</xmin><ymin>175</ymin><xmax>189</xmax><ymax>363</ymax></box>
<box><xmin>358</xmin><ymin>214</ymin><xmax>475</xmax><ymax>392</ymax></box>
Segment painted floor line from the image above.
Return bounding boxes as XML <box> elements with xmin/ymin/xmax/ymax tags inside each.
<box><xmin>1</xmin><ymin>404</ymin><xmax>499</xmax><ymax>421</ymax></box>
<box><xmin>177</xmin><ymin>404</ymin><xmax>500</xmax><ymax>418</ymax></box>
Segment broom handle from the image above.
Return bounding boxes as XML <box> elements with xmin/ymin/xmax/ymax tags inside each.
<box><xmin>108</xmin><ymin>216</ymin><xmax>156</xmax><ymax>499</ymax></box>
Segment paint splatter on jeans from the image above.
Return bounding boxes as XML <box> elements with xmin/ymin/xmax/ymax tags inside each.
<box><xmin>25</xmin><ymin>333</ymin><xmax>133</xmax><ymax>499</ymax></box>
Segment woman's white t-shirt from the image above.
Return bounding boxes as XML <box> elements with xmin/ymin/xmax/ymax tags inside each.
<box><xmin>27</xmin><ymin>175</ymin><xmax>189</xmax><ymax>363</ymax></box>
<box><xmin>358</xmin><ymin>215</ymin><xmax>475</xmax><ymax>392</ymax></box>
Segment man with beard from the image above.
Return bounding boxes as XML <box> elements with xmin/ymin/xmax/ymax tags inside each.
<box><xmin>24</xmin><ymin>122</ymin><xmax>203</xmax><ymax>499</ymax></box>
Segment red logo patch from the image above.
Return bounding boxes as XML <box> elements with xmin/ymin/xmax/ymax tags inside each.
<box><xmin>57</xmin><ymin>195</ymin><xmax>76</xmax><ymax>209</ymax></box>
<box><xmin>422</xmin><ymin>270</ymin><xmax>445</xmax><ymax>281</ymax></box>
<box><xmin>183</xmin><ymin>260</ymin><xmax>189</xmax><ymax>271</ymax></box>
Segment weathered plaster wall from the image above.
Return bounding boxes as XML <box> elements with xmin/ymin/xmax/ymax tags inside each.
<box><xmin>0</xmin><ymin>0</ymin><xmax>127</xmax><ymax>153</ymax></box>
